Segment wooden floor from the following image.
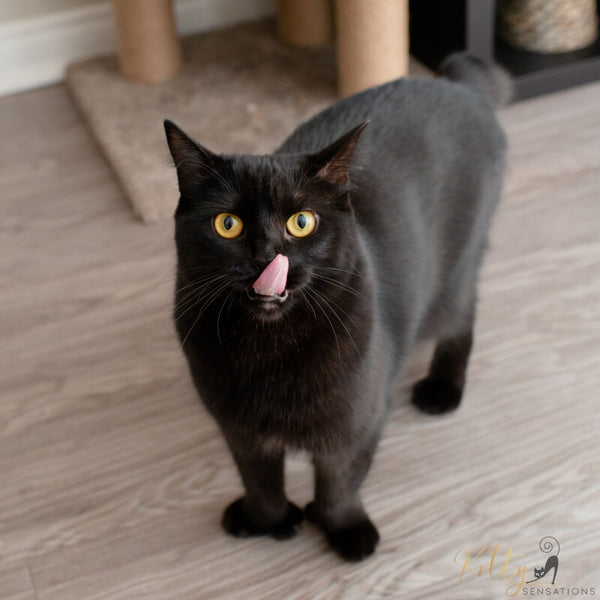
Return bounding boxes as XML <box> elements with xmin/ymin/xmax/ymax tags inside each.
<box><xmin>1</xmin><ymin>82</ymin><xmax>599</xmax><ymax>600</ymax></box>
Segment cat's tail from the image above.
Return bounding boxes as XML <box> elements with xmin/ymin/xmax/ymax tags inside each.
<box><xmin>437</xmin><ymin>52</ymin><xmax>513</xmax><ymax>109</ymax></box>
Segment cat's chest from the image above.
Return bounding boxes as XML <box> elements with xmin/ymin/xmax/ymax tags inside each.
<box><xmin>195</xmin><ymin>326</ymin><xmax>337</xmax><ymax>396</ymax></box>
<box><xmin>186</xmin><ymin>315</ymin><xmax>359</xmax><ymax>418</ymax></box>
<box><xmin>179</xmin><ymin>294</ymin><xmax>371</xmax><ymax>448</ymax></box>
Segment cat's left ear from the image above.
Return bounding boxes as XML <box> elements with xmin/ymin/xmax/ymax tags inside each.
<box><xmin>164</xmin><ymin>119</ymin><xmax>222</xmax><ymax>194</ymax></box>
<box><xmin>307</xmin><ymin>121</ymin><xmax>369</xmax><ymax>186</ymax></box>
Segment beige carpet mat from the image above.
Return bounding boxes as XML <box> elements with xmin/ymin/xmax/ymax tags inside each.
<box><xmin>67</xmin><ymin>20</ymin><xmax>429</xmax><ymax>223</ymax></box>
<box><xmin>67</xmin><ymin>20</ymin><xmax>339</xmax><ymax>222</ymax></box>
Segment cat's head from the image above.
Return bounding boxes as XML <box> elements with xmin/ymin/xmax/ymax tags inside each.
<box><xmin>164</xmin><ymin>120</ymin><xmax>367</xmax><ymax>323</ymax></box>
<box><xmin>534</xmin><ymin>568</ymin><xmax>543</xmax><ymax>578</ymax></box>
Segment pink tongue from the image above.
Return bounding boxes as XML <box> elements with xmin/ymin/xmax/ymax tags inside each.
<box><xmin>252</xmin><ymin>254</ymin><xmax>289</xmax><ymax>296</ymax></box>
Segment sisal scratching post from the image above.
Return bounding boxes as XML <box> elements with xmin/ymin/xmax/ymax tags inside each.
<box><xmin>335</xmin><ymin>0</ymin><xmax>409</xmax><ymax>97</ymax></box>
<box><xmin>111</xmin><ymin>0</ymin><xmax>182</xmax><ymax>83</ymax></box>
<box><xmin>277</xmin><ymin>0</ymin><xmax>333</xmax><ymax>46</ymax></box>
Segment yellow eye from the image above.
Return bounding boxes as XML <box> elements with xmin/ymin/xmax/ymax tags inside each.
<box><xmin>286</xmin><ymin>211</ymin><xmax>316</xmax><ymax>238</ymax></box>
<box><xmin>214</xmin><ymin>213</ymin><xmax>243</xmax><ymax>238</ymax></box>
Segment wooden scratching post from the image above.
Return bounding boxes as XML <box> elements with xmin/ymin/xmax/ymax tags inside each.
<box><xmin>335</xmin><ymin>0</ymin><xmax>409</xmax><ymax>97</ymax></box>
<box><xmin>277</xmin><ymin>0</ymin><xmax>409</xmax><ymax>97</ymax></box>
<box><xmin>277</xmin><ymin>0</ymin><xmax>333</xmax><ymax>46</ymax></box>
<box><xmin>111</xmin><ymin>0</ymin><xmax>182</xmax><ymax>84</ymax></box>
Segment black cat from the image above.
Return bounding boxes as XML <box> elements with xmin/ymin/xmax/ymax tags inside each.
<box><xmin>164</xmin><ymin>53</ymin><xmax>510</xmax><ymax>561</ymax></box>
<box><xmin>527</xmin><ymin>556</ymin><xmax>559</xmax><ymax>585</ymax></box>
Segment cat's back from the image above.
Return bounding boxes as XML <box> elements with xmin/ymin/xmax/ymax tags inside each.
<box><xmin>277</xmin><ymin>70</ymin><xmax>507</xmax><ymax>272</ymax></box>
<box><xmin>276</xmin><ymin>74</ymin><xmax>506</xmax><ymax>164</ymax></box>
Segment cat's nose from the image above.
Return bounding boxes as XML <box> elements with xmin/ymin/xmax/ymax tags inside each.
<box><xmin>252</xmin><ymin>257</ymin><xmax>276</xmax><ymax>278</ymax></box>
<box><xmin>251</xmin><ymin>245</ymin><xmax>280</xmax><ymax>269</ymax></box>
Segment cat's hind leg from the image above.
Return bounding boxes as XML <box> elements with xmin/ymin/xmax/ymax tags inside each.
<box><xmin>412</xmin><ymin>309</ymin><xmax>475</xmax><ymax>415</ymax></box>
<box><xmin>221</xmin><ymin>440</ymin><xmax>303</xmax><ymax>540</ymax></box>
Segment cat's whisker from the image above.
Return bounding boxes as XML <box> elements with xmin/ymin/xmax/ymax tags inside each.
<box><xmin>180</xmin><ymin>291</ymin><xmax>218</xmax><ymax>349</ymax></box>
<box><xmin>225</xmin><ymin>288</ymin><xmax>238</xmax><ymax>316</ymax></box>
<box><xmin>307</xmin><ymin>281</ymin><xmax>359</xmax><ymax>328</ymax></box>
<box><xmin>145</xmin><ymin>268</ymin><xmax>177</xmax><ymax>287</ymax></box>
<box><xmin>313</xmin><ymin>265</ymin><xmax>366</xmax><ymax>280</ymax></box>
<box><xmin>307</xmin><ymin>284</ymin><xmax>361</xmax><ymax>357</ymax></box>
<box><xmin>173</xmin><ymin>291</ymin><xmax>205</xmax><ymax>324</ymax></box>
<box><xmin>304</xmin><ymin>285</ymin><xmax>342</xmax><ymax>363</ymax></box>
<box><xmin>174</xmin><ymin>275</ymin><xmax>230</xmax><ymax>323</ymax></box>
<box><xmin>173</xmin><ymin>273</ymin><xmax>228</xmax><ymax>306</ymax></box>
<box><xmin>177</xmin><ymin>279</ymin><xmax>229</xmax><ymax>320</ymax></box>
<box><xmin>190</xmin><ymin>283</ymin><xmax>233</xmax><ymax>334</ymax></box>
<box><xmin>135</xmin><ymin>267</ymin><xmax>185</xmax><ymax>301</ymax></box>
<box><xmin>175</xmin><ymin>267</ymin><xmax>228</xmax><ymax>290</ymax></box>
<box><xmin>311</xmin><ymin>274</ymin><xmax>365</xmax><ymax>297</ymax></box>
<box><xmin>216</xmin><ymin>289</ymin><xmax>235</xmax><ymax>347</ymax></box>
<box><xmin>180</xmin><ymin>279</ymin><xmax>233</xmax><ymax>349</ymax></box>
<box><xmin>299</xmin><ymin>288</ymin><xmax>317</xmax><ymax>320</ymax></box>
<box><xmin>154</xmin><ymin>278</ymin><xmax>213</xmax><ymax>319</ymax></box>
<box><xmin>178</xmin><ymin>265</ymin><xmax>222</xmax><ymax>276</ymax></box>
<box><xmin>175</xmin><ymin>272</ymin><xmax>228</xmax><ymax>298</ymax></box>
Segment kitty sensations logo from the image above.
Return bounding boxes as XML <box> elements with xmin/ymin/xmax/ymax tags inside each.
<box><xmin>526</xmin><ymin>536</ymin><xmax>560</xmax><ymax>586</ymax></box>
<box><xmin>454</xmin><ymin>536</ymin><xmax>596</xmax><ymax>597</ymax></box>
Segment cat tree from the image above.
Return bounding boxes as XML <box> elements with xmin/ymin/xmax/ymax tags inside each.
<box><xmin>111</xmin><ymin>0</ymin><xmax>182</xmax><ymax>84</ymax></box>
<box><xmin>110</xmin><ymin>0</ymin><xmax>409</xmax><ymax>97</ymax></box>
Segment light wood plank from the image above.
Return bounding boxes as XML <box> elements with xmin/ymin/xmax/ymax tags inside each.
<box><xmin>1</xmin><ymin>81</ymin><xmax>599</xmax><ymax>599</ymax></box>
<box><xmin>0</xmin><ymin>563</ymin><xmax>38</xmax><ymax>600</ymax></box>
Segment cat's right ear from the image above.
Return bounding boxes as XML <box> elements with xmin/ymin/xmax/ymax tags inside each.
<box><xmin>306</xmin><ymin>121</ymin><xmax>369</xmax><ymax>187</ymax></box>
<box><xmin>164</xmin><ymin>119</ymin><xmax>221</xmax><ymax>194</ymax></box>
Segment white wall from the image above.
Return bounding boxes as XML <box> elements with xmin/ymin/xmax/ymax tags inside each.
<box><xmin>0</xmin><ymin>0</ymin><xmax>104</xmax><ymax>23</ymax></box>
<box><xmin>0</xmin><ymin>0</ymin><xmax>276</xmax><ymax>96</ymax></box>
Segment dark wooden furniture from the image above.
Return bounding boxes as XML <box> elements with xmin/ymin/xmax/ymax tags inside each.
<box><xmin>410</xmin><ymin>0</ymin><xmax>600</xmax><ymax>99</ymax></box>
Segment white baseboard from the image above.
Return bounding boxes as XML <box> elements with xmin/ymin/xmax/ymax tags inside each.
<box><xmin>0</xmin><ymin>0</ymin><xmax>276</xmax><ymax>97</ymax></box>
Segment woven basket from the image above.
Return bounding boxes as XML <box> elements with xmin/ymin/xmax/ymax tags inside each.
<box><xmin>498</xmin><ymin>0</ymin><xmax>599</xmax><ymax>54</ymax></box>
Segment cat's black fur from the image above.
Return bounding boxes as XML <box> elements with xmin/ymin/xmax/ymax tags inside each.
<box><xmin>164</xmin><ymin>53</ymin><xmax>510</xmax><ymax>561</ymax></box>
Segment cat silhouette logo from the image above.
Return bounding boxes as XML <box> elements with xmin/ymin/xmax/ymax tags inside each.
<box><xmin>527</xmin><ymin>537</ymin><xmax>560</xmax><ymax>585</ymax></box>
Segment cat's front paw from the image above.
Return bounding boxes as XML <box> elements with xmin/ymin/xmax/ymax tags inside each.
<box><xmin>327</xmin><ymin>520</ymin><xmax>380</xmax><ymax>562</ymax></box>
<box><xmin>305</xmin><ymin>502</ymin><xmax>380</xmax><ymax>561</ymax></box>
<box><xmin>411</xmin><ymin>376</ymin><xmax>463</xmax><ymax>415</ymax></box>
<box><xmin>221</xmin><ymin>498</ymin><xmax>304</xmax><ymax>540</ymax></box>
